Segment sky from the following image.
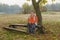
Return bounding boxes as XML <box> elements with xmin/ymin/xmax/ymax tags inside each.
<box><xmin>0</xmin><ymin>0</ymin><xmax>60</xmax><ymax>7</ymax></box>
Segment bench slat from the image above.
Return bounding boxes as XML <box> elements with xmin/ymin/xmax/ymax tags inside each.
<box><xmin>4</xmin><ymin>27</ymin><xmax>27</xmax><ymax>33</ymax></box>
<box><xmin>9</xmin><ymin>24</ymin><xmax>39</xmax><ymax>28</ymax></box>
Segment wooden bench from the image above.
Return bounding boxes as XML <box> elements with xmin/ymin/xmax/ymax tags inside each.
<box><xmin>9</xmin><ymin>24</ymin><xmax>39</xmax><ymax>28</ymax></box>
<box><xmin>3</xmin><ymin>24</ymin><xmax>40</xmax><ymax>33</ymax></box>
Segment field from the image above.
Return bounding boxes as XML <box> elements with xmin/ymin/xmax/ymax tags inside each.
<box><xmin>0</xmin><ymin>12</ymin><xmax>60</xmax><ymax>40</ymax></box>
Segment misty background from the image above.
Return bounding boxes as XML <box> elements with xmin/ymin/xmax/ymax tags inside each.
<box><xmin>0</xmin><ymin>3</ymin><xmax>60</xmax><ymax>14</ymax></box>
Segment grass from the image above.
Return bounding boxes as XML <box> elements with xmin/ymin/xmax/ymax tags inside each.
<box><xmin>0</xmin><ymin>12</ymin><xmax>60</xmax><ymax>40</ymax></box>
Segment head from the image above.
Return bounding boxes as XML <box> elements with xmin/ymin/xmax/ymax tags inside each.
<box><xmin>30</xmin><ymin>11</ymin><xmax>35</xmax><ymax>16</ymax></box>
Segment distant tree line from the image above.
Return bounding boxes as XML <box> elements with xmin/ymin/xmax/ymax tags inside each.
<box><xmin>22</xmin><ymin>3</ymin><xmax>47</xmax><ymax>14</ymax></box>
<box><xmin>22</xmin><ymin>3</ymin><xmax>60</xmax><ymax>14</ymax></box>
<box><xmin>0</xmin><ymin>3</ymin><xmax>60</xmax><ymax>14</ymax></box>
<box><xmin>0</xmin><ymin>3</ymin><xmax>22</xmax><ymax>13</ymax></box>
<box><xmin>46</xmin><ymin>3</ymin><xmax>60</xmax><ymax>11</ymax></box>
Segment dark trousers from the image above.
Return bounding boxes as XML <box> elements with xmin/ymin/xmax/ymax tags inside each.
<box><xmin>27</xmin><ymin>23</ymin><xmax>36</xmax><ymax>34</ymax></box>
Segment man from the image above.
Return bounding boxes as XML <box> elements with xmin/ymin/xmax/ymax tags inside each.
<box><xmin>27</xmin><ymin>11</ymin><xmax>38</xmax><ymax>34</ymax></box>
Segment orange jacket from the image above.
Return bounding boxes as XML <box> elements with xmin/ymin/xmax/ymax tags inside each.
<box><xmin>28</xmin><ymin>15</ymin><xmax>38</xmax><ymax>23</ymax></box>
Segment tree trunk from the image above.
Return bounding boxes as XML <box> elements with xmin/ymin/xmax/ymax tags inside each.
<box><xmin>32</xmin><ymin>0</ymin><xmax>45</xmax><ymax>34</ymax></box>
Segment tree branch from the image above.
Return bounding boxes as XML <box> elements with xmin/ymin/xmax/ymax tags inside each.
<box><xmin>37</xmin><ymin>0</ymin><xmax>41</xmax><ymax>4</ymax></box>
<box><xmin>32</xmin><ymin>0</ymin><xmax>36</xmax><ymax>4</ymax></box>
<box><xmin>32</xmin><ymin>0</ymin><xmax>36</xmax><ymax>5</ymax></box>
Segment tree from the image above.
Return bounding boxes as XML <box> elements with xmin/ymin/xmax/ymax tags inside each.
<box><xmin>26</xmin><ymin>0</ymin><xmax>55</xmax><ymax>34</ymax></box>
<box><xmin>22</xmin><ymin>3</ymin><xmax>32</xmax><ymax>14</ymax></box>
<box><xmin>32</xmin><ymin>0</ymin><xmax>47</xmax><ymax>34</ymax></box>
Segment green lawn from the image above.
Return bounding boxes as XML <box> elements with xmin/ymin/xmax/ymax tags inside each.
<box><xmin>0</xmin><ymin>12</ymin><xmax>60</xmax><ymax>40</ymax></box>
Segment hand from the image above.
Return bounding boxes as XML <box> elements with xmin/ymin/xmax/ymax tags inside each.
<box><xmin>35</xmin><ymin>23</ymin><xmax>37</xmax><ymax>25</ymax></box>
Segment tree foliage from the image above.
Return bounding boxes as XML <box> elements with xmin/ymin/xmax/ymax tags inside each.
<box><xmin>22</xmin><ymin>3</ymin><xmax>34</xmax><ymax>14</ymax></box>
<box><xmin>22</xmin><ymin>3</ymin><xmax>29</xmax><ymax>14</ymax></box>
